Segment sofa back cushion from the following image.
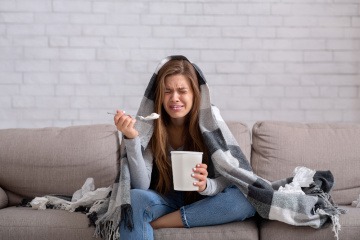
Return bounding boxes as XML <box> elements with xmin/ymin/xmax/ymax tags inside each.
<box><xmin>0</xmin><ymin>124</ymin><xmax>119</xmax><ymax>205</ymax></box>
<box><xmin>251</xmin><ymin>121</ymin><xmax>360</xmax><ymax>205</ymax></box>
<box><xmin>226</xmin><ymin>121</ymin><xmax>252</xmax><ymax>162</ymax></box>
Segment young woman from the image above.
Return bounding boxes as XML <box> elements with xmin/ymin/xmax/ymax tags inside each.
<box><xmin>113</xmin><ymin>56</ymin><xmax>255</xmax><ymax>240</ymax></box>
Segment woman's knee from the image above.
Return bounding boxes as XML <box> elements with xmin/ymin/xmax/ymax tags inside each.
<box><xmin>130</xmin><ymin>189</ymin><xmax>163</xmax><ymax>209</ymax></box>
<box><xmin>222</xmin><ymin>186</ymin><xmax>256</xmax><ymax>220</ymax></box>
<box><xmin>130</xmin><ymin>188</ymin><xmax>147</xmax><ymax>199</ymax></box>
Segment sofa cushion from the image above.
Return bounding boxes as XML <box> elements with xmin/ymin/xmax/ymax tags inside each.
<box><xmin>0</xmin><ymin>187</ymin><xmax>8</xmax><ymax>209</ymax></box>
<box><xmin>251</xmin><ymin>121</ymin><xmax>360</xmax><ymax>205</ymax></box>
<box><xmin>0</xmin><ymin>124</ymin><xmax>119</xmax><ymax>205</ymax></box>
<box><xmin>259</xmin><ymin>205</ymin><xmax>360</xmax><ymax>240</ymax></box>
<box><xmin>226</xmin><ymin>121</ymin><xmax>251</xmax><ymax>162</ymax></box>
<box><xmin>154</xmin><ymin>218</ymin><xmax>258</xmax><ymax>240</ymax></box>
<box><xmin>0</xmin><ymin>207</ymin><xmax>95</xmax><ymax>240</ymax></box>
<box><xmin>0</xmin><ymin>207</ymin><xmax>258</xmax><ymax>240</ymax></box>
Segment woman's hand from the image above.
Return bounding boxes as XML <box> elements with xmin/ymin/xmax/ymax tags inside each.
<box><xmin>114</xmin><ymin>110</ymin><xmax>139</xmax><ymax>139</ymax></box>
<box><xmin>192</xmin><ymin>163</ymin><xmax>208</xmax><ymax>192</ymax></box>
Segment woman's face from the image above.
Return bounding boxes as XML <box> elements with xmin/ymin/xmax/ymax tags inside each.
<box><xmin>163</xmin><ymin>74</ymin><xmax>194</xmax><ymax>125</ymax></box>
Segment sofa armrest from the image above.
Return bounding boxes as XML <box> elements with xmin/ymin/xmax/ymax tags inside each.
<box><xmin>0</xmin><ymin>187</ymin><xmax>8</xmax><ymax>209</ymax></box>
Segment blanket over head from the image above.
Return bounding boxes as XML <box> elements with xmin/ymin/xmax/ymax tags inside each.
<box><xmin>91</xmin><ymin>55</ymin><xmax>345</xmax><ymax>240</ymax></box>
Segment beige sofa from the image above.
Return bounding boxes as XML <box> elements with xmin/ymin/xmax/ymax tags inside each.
<box><xmin>0</xmin><ymin>121</ymin><xmax>359</xmax><ymax>240</ymax></box>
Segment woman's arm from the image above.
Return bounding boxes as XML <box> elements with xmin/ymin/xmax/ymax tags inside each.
<box><xmin>192</xmin><ymin>163</ymin><xmax>231</xmax><ymax>196</ymax></box>
<box><xmin>199</xmin><ymin>176</ymin><xmax>231</xmax><ymax>196</ymax></box>
<box><xmin>113</xmin><ymin>110</ymin><xmax>153</xmax><ymax>189</ymax></box>
<box><xmin>123</xmin><ymin>137</ymin><xmax>153</xmax><ymax>190</ymax></box>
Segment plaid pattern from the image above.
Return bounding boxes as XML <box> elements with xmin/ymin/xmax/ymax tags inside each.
<box><xmin>93</xmin><ymin>55</ymin><xmax>345</xmax><ymax>240</ymax></box>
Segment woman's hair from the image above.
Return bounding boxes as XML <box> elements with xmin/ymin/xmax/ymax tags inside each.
<box><xmin>150</xmin><ymin>59</ymin><xmax>208</xmax><ymax>199</ymax></box>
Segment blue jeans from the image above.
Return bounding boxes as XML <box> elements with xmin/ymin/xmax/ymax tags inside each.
<box><xmin>119</xmin><ymin>185</ymin><xmax>256</xmax><ymax>240</ymax></box>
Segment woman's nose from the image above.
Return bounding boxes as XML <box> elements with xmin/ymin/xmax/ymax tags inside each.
<box><xmin>170</xmin><ymin>92</ymin><xmax>180</xmax><ymax>101</ymax></box>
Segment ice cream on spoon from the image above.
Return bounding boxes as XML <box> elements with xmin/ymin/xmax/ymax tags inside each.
<box><xmin>137</xmin><ymin>112</ymin><xmax>160</xmax><ymax>120</ymax></box>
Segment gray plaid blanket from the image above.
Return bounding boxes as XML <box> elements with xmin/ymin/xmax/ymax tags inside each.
<box><xmin>92</xmin><ymin>55</ymin><xmax>345</xmax><ymax>240</ymax></box>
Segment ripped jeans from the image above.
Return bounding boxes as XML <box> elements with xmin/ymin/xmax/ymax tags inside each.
<box><xmin>119</xmin><ymin>185</ymin><xmax>256</xmax><ymax>240</ymax></box>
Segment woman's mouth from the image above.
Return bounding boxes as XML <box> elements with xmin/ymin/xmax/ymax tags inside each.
<box><xmin>170</xmin><ymin>105</ymin><xmax>183</xmax><ymax>111</ymax></box>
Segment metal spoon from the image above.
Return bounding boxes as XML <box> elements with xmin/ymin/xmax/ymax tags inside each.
<box><xmin>107</xmin><ymin>112</ymin><xmax>160</xmax><ymax>121</ymax></box>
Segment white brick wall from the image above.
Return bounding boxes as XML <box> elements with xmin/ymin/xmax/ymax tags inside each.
<box><xmin>0</xmin><ymin>0</ymin><xmax>359</xmax><ymax>129</ymax></box>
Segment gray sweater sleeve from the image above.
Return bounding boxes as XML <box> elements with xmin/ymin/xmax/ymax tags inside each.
<box><xmin>199</xmin><ymin>176</ymin><xmax>231</xmax><ymax>196</ymax></box>
<box><xmin>123</xmin><ymin>136</ymin><xmax>153</xmax><ymax>190</ymax></box>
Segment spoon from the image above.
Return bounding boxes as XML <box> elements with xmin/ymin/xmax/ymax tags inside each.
<box><xmin>107</xmin><ymin>112</ymin><xmax>160</xmax><ymax>121</ymax></box>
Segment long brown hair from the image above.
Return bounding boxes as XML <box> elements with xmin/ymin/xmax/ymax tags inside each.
<box><xmin>150</xmin><ymin>59</ymin><xmax>208</xmax><ymax>200</ymax></box>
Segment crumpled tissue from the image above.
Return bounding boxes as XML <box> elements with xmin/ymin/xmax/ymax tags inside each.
<box><xmin>64</xmin><ymin>177</ymin><xmax>111</xmax><ymax>212</ymax></box>
<box><xmin>30</xmin><ymin>177</ymin><xmax>111</xmax><ymax>212</ymax></box>
<box><xmin>30</xmin><ymin>197</ymin><xmax>49</xmax><ymax>210</ymax></box>
<box><xmin>352</xmin><ymin>194</ymin><xmax>360</xmax><ymax>208</ymax></box>
<box><xmin>71</xmin><ymin>177</ymin><xmax>95</xmax><ymax>202</ymax></box>
<box><xmin>278</xmin><ymin>166</ymin><xmax>316</xmax><ymax>195</ymax></box>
